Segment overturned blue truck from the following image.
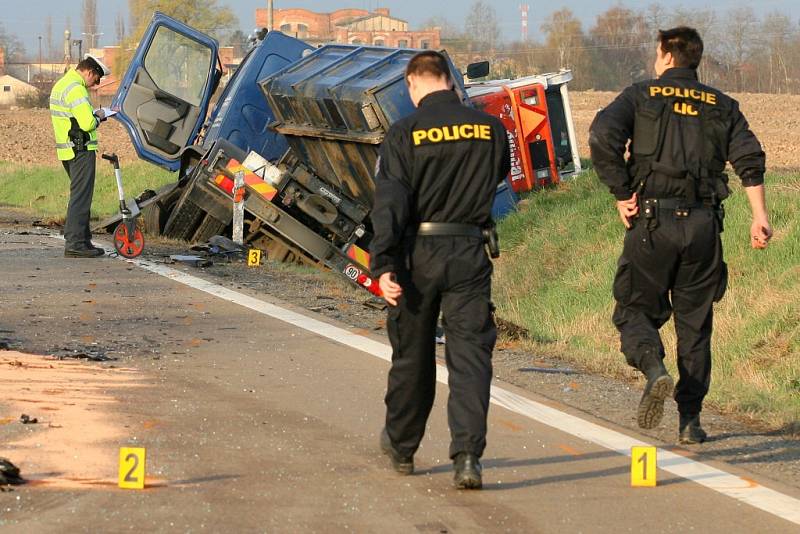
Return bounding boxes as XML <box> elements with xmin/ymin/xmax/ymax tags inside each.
<box><xmin>103</xmin><ymin>13</ymin><xmax>581</xmax><ymax>296</ymax></box>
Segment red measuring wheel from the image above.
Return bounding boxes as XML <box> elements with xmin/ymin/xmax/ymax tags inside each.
<box><xmin>113</xmin><ymin>222</ymin><xmax>145</xmax><ymax>258</ymax></box>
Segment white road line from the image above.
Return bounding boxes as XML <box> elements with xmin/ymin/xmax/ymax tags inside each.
<box><xmin>129</xmin><ymin>257</ymin><xmax>800</xmax><ymax>526</ymax></box>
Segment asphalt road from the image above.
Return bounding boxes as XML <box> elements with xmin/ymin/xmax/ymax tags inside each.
<box><xmin>1</xmin><ymin>231</ymin><xmax>799</xmax><ymax>533</ymax></box>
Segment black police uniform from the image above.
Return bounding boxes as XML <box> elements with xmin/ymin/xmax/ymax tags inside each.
<box><xmin>370</xmin><ymin>89</ymin><xmax>510</xmax><ymax>461</ymax></box>
<box><xmin>589</xmin><ymin>67</ymin><xmax>765</xmax><ymax>420</ymax></box>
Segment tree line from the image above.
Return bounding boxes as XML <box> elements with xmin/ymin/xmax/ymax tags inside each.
<box><xmin>3</xmin><ymin>1</ymin><xmax>798</xmax><ymax>95</ymax></box>
<box><xmin>431</xmin><ymin>2</ymin><xmax>800</xmax><ymax>94</ymax></box>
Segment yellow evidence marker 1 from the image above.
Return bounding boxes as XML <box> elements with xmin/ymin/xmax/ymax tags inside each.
<box><xmin>119</xmin><ymin>447</ymin><xmax>146</xmax><ymax>489</ymax></box>
<box><xmin>248</xmin><ymin>249</ymin><xmax>262</xmax><ymax>267</ymax></box>
<box><xmin>631</xmin><ymin>446</ymin><xmax>657</xmax><ymax>487</ymax></box>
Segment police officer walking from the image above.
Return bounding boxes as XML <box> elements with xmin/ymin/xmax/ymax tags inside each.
<box><xmin>589</xmin><ymin>27</ymin><xmax>771</xmax><ymax>443</ymax></box>
<box><xmin>50</xmin><ymin>53</ymin><xmax>111</xmax><ymax>257</ymax></box>
<box><xmin>370</xmin><ymin>51</ymin><xmax>510</xmax><ymax>488</ymax></box>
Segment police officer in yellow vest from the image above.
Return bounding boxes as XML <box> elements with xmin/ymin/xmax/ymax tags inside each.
<box><xmin>50</xmin><ymin>53</ymin><xmax>111</xmax><ymax>257</ymax></box>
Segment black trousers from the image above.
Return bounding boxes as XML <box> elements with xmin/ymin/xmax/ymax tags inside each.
<box><xmin>61</xmin><ymin>150</ymin><xmax>96</xmax><ymax>249</ymax></box>
<box><xmin>385</xmin><ymin>235</ymin><xmax>496</xmax><ymax>460</ymax></box>
<box><xmin>612</xmin><ymin>207</ymin><xmax>727</xmax><ymax>415</ymax></box>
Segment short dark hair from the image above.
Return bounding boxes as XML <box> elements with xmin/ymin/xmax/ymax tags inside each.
<box><xmin>77</xmin><ymin>57</ymin><xmax>104</xmax><ymax>77</ymax></box>
<box><xmin>658</xmin><ymin>27</ymin><xmax>704</xmax><ymax>69</ymax></box>
<box><xmin>405</xmin><ymin>50</ymin><xmax>451</xmax><ymax>83</ymax></box>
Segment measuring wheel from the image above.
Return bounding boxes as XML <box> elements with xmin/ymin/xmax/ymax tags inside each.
<box><xmin>113</xmin><ymin>222</ymin><xmax>145</xmax><ymax>258</ymax></box>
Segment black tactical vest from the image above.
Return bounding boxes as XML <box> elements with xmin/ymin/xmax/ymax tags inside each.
<box><xmin>629</xmin><ymin>83</ymin><xmax>731</xmax><ymax>206</ymax></box>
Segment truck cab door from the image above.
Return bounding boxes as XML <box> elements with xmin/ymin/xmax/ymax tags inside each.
<box><xmin>112</xmin><ymin>12</ymin><xmax>219</xmax><ymax>171</ymax></box>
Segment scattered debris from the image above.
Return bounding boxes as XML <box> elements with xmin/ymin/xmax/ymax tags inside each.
<box><xmin>362</xmin><ymin>297</ymin><xmax>387</xmax><ymax>311</ymax></box>
<box><xmin>168</xmin><ymin>255</ymin><xmax>213</xmax><ymax>268</ymax></box>
<box><xmin>19</xmin><ymin>414</ymin><xmax>38</xmax><ymax>424</ymax></box>
<box><xmin>54</xmin><ymin>349</ymin><xmax>116</xmax><ymax>362</ymax></box>
<box><xmin>496</xmin><ymin>317</ymin><xmax>530</xmax><ymax>341</ymax></box>
<box><xmin>0</xmin><ymin>457</ymin><xmax>24</xmax><ymax>486</ymax></box>
<box><xmin>32</xmin><ymin>219</ymin><xmax>62</xmax><ymax>229</ymax></box>
<box><xmin>519</xmin><ymin>366</ymin><xmax>577</xmax><ymax>375</ymax></box>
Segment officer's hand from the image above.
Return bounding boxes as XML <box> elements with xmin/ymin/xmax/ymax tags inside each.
<box><xmin>379</xmin><ymin>272</ymin><xmax>403</xmax><ymax>306</ymax></box>
<box><xmin>94</xmin><ymin>109</ymin><xmax>106</xmax><ymax>122</ymax></box>
<box><xmin>616</xmin><ymin>193</ymin><xmax>639</xmax><ymax>229</ymax></box>
<box><xmin>750</xmin><ymin>218</ymin><xmax>772</xmax><ymax>249</ymax></box>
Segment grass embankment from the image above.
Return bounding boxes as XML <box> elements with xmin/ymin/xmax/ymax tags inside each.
<box><xmin>495</xmin><ymin>168</ymin><xmax>800</xmax><ymax>430</ymax></box>
<box><xmin>0</xmin><ymin>161</ymin><xmax>175</xmax><ymax>220</ymax></box>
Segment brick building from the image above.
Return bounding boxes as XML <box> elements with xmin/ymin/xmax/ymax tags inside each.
<box><xmin>255</xmin><ymin>7</ymin><xmax>440</xmax><ymax>49</ymax></box>
<box><xmin>0</xmin><ymin>47</ymin><xmax>5</xmax><ymax>76</ymax></box>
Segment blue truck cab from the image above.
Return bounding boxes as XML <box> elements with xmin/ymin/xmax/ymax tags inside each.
<box><xmin>112</xmin><ymin>12</ymin><xmax>312</xmax><ymax>173</ymax></box>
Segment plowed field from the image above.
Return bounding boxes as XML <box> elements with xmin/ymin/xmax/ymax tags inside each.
<box><xmin>2</xmin><ymin>91</ymin><xmax>799</xmax><ymax>170</ymax></box>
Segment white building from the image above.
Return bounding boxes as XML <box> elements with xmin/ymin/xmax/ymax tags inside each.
<box><xmin>0</xmin><ymin>75</ymin><xmax>39</xmax><ymax>108</ymax></box>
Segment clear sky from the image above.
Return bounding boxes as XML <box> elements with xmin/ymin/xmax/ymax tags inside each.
<box><xmin>4</xmin><ymin>0</ymin><xmax>800</xmax><ymax>58</ymax></box>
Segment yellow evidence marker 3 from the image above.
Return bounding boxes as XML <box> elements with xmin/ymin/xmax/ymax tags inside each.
<box><xmin>248</xmin><ymin>249</ymin><xmax>263</xmax><ymax>267</ymax></box>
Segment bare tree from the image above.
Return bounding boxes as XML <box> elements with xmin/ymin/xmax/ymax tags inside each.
<box><xmin>420</xmin><ymin>15</ymin><xmax>460</xmax><ymax>40</ymax></box>
<box><xmin>667</xmin><ymin>8</ymin><xmax>719</xmax><ymax>85</ymax></box>
<box><xmin>82</xmin><ymin>0</ymin><xmax>100</xmax><ymax>48</ymax></box>
<box><xmin>128</xmin><ymin>0</ymin><xmax>144</xmax><ymax>35</ymax></box>
<box><xmin>464</xmin><ymin>1</ymin><xmax>499</xmax><ymax>53</ymax></box>
<box><xmin>589</xmin><ymin>7</ymin><xmax>650</xmax><ymax>90</ymax></box>
<box><xmin>644</xmin><ymin>3</ymin><xmax>667</xmax><ymax>34</ymax></box>
<box><xmin>760</xmin><ymin>13</ymin><xmax>793</xmax><ymax>93</ymax></box>
<box><xmin>0</xmin><ymin>22</ymin><xmax>25</xmax><ymax>64</ymax></box>
<box><xmin>541</xmin><ymin>8</ymin><xmax>585</xmax><ymax>70</ymax></box>
<box><xmin>115</xmin><ymin>12</ymin><xmax>127</xmax><ymax>44</ymax></box>
<box><xmin>722</xmin><ymin>7</ymin><xmax>758</xmax><ymax>92</ymax></box>
<box><xmin>45</xmin><ymin>16</ymin><xmax>54</xmax><ymax>61</ymax></box>
<box><xmin>117</xmin><ymin>0</ymin><xmax>238</xmax><ymax>75</ymax></box>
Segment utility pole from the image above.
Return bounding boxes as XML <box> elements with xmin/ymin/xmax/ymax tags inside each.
<box><xmin>72</xmin><ymin>39</ymin><xmax>83</xmax><ymax>61</ymax></box>
<box><xmin>82</xmin><ymin>31</ymin><xmax>103</xmax><ymax>49</ymax></box>
<box><xmin>64</xmin><ymin>30</ymin><xmax>71</xmax><ymax>69</ymax></box>
<box><xmin>267</xmin><ymin>0</ymin><xmax>274</xmax><ymax>31</ymax></box>
<box><xmin>38</xmin><ymin>36</ymin><xmax>42</xmax><ymax>79</ymax></box>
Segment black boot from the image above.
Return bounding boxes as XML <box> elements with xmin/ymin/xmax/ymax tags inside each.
<box><xmin>64</xmin><ymin>246</ymin><xmax>104</xmax><ymax>258</ymax></box>
<box><xmin>380</xmin><ymin>428</ymin><xmax>413</xmax><ymax>475</ymax></box>
<box><xmin>637</xmin><ymin>351</ymin><xmax>674</xmax><ymax>429</ymax></box>
<box><xmin>679</xmin><ymin>414</ymin><xmax>707</xmax><ymax>444</ymax></box>
<box><xmin>453</xmin><ymin>452</ymin><xmax>482</xmax><ymax>490</ymax></box>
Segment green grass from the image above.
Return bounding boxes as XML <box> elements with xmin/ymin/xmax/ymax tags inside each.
<box><xmin>0</xmin><ymin>160</ymin><xmax>175</xmax><ymax>220</ymax></box>
<box><xmin>495</xmin><ymin>168</ymin><xmax>800</xmax><ymax>430</ymax></box>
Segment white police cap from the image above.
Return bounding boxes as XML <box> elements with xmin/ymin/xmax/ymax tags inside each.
<box><xmin>84</xmin><ymin>53</ymin><xmax>111</xmax><ymax>77</ymax></box>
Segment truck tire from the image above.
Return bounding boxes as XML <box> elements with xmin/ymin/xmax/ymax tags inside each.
<box><xmin>163</xmin><ymin>198</ymin><xmax>205</xmax><ymax>241</ymax></box>
<box><xmin>162</xmin><ymin>169</ymin><xmax>209</xmax><ymax>241</ymax></box>
<box><xmin>142</xmin><ymin>184</ymin><xmax>183</xmax><ymax>235</ymax></box>
<box><xmin>192</xmin><ymin>214</ymin><xmax>229</xmax><ymax>243</ymax></box>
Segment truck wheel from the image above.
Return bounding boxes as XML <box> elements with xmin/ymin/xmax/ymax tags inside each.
<box><xmin>163</xmin><ymin>198</ymin><xmax>205</xmax><ymax>241</ymax></box>
<box><xmin>192</xmin><ymin>215</ymin><xmax>229</xmax><ymax>243</ymax></box>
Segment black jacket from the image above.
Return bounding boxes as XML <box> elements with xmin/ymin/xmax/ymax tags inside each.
<box><xmin>369</xmin><ymin>90</ymin><xmax>510</xmax><ymax>278</ymax></box>
<box><xmin>589</xmin><ymin>68</ymin><xmax>765</xmax><ymax>201</ymax></box>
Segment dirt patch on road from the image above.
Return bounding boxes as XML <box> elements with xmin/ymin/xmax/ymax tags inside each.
<box><xmin>0</xmin><ymin>351</ymin><xmax>146</xmax><ymax>490</ymax></box>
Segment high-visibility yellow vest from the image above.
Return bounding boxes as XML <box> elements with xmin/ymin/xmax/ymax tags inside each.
<box><xmin>49</xmin><ymin>69</ymin><xmax>99</xmax><ymax>161</ymax></box>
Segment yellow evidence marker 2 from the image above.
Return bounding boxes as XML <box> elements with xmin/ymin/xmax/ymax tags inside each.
<box><xmin>631</xmin><ymin>446</ymin><xmax>657</xmax><ymax>487</ymax></box>
<box><xmin>248</xmin><ymin>249</ymin><xmax>263</xmax><ymax>267</ymax></box>
<box><xmin>119</xmin><ymin>447</ymin><xmax>146</xmax><ymax>489</ymax></box>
